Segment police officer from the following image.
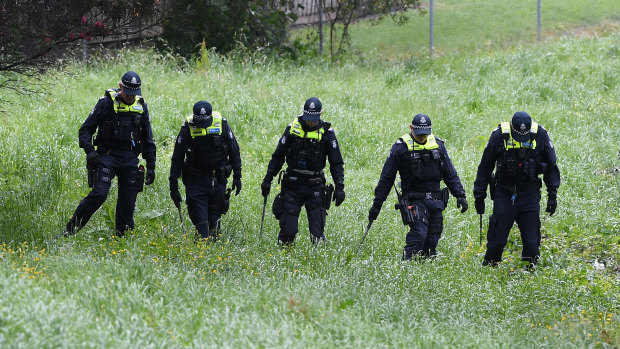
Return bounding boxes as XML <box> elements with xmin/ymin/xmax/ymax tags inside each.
<box><xmin>261</xmin><ymin>97</ymin><xmax>345</xmax><ymax>245</ymax></box>
<box><xmin>473</xmin><ymin>111</ymin><xmax>560</xmax><ymax>266</ymax></box>
<box><xmin>169</xmin><ymin>101</ymin><xmax>242</xmax><ymax>241</ymax></box>
<box><xmin>368</xmin><ymin>114</ymin><xmax>468</xmax><ymax>260</ymax></box>
<box><xmin>59</xmin><ymin>71</ymin><xmax>157</xmax><ymax>238</ymax></box>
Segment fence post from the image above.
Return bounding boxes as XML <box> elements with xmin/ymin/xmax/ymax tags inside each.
<box><xmin>537</xmin><ymin>0</ymin><xmax>541</xmax><ymax>41</ymax></box>
<box><xmin>429</xmin><ymin>0</ymin><xmax>434</xmax><ymax>56</ymax></box>
<box><xmin>319</xmin><ymin>0</ymin><xmax>323</xmax><ymax>55</ymax></box>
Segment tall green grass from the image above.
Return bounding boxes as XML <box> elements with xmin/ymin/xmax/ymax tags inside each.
<box><xmin>0</xmin><ymin>30</ymin><xmax>618</xmax><ymax>348</ymax></box>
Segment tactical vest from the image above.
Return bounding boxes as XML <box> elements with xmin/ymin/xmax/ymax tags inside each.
<box><xmin>286</xmin><ymin>118</ymin><xmax>326</xmax><ymax>173</ymax></box>
<box><xmin>496</xmin><ymin>121</ymin><xmax>541</xmax><ymax>182</ymax></box>
<box><xmin>400</xmin><ymin>134</ymin><xmax>443</xmax><ymax>183</ymax></box>
<box><xmin>94</xmin><ymin>89</ymin><xmax>144</xmax><ymax>150</ymax></box>
<box><xmin>184</xmin><ymin>112</ymin><xmax>228</xmax><ymax>171</ymax></box>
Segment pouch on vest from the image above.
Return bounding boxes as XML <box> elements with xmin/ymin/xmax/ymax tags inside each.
<box><xmin>272</xmin><ymin>192</ymin><xmax>285</xmax><ymax>220</ymax></box>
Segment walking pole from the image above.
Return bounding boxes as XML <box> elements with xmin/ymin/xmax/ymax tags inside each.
<box><xmin>479</xmin><ymin>214</ymin><xmax>483</xmax><ymax>247</ymax></box>
<box><xmin>259</xmin><ymin>195</ymin><xmax>268</xmax><ymax>240</ymax></box>
<box><xmin>356</xmin><ymin>220</ymin><xmax>374</xmax><ymax>254</ymax></box>
<box><xmin>174</xmin><ymin>200</ymin><xmax>187</xmax><ymax>235</ymax></box>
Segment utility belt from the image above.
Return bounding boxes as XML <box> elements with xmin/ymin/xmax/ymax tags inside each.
<box><xmin>405</xmin><ymin>191</ymin><xmax>443</xmax><ymax>200</ymax></box>
<box><xmin>272</xmin><ymin>170</ymin><xmax>331</xmax><ymax>220</ymax></box>
<box><xmin>282</xmin><ymin>170</ymin><xmax>325</xmax><ymax>186</ymax></box>
<box><xmin>184</xmin><ymin>164</ymin><xmax>232</xmax><ymax>182</ymax></box>
<box><xmin>496</xmin><ymin>178</ymin><xmax>541</xmax><ymax>193</ymax></box>
<box><xmin>96</xmin><ymin>143</ymin><xmax>141</xmax><ymax>155</ymax></box>
<box><xmin>395</xmin><ymin>188</ymin><xmax>449</xmax><ymax>225</ymax></box>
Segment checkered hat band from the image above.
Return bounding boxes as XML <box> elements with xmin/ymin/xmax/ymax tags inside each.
<box><xmin>513</xmin><ymin>128</ymin><xmax>530</xmax><ymax>135</ymax></box>
<box><xmin>412</xmin><ymin>125</ymin><xmax>431</xmax><ymax>129</ymax></box>
<box><xmin>304</xmin><ymin>110</ymin><xmax>321</xmax><ymax>115</ymax></box>
<box><xmin>121</xmin><ymin>81</ymin><xmax>140</xmax><ymax>90</ymax></box>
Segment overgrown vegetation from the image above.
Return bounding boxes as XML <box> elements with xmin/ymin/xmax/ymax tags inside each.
<box><xmin>0</xmin><ymin>2</ymin><xmax>618</xmax><ymax>347</ymax></box>
<box><xmin>158</xmin><ymin>0</ymin><xmax>299</xmax><ymax>57</ymax></box>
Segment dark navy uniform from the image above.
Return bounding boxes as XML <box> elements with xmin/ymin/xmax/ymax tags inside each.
<box><xmin>63</xmin><ymin>71</ymin><xmax>156</xmax><ymax>237</ymax></box>
<box><xmin>262</xmin><ymin>97</ymin><xmax>345</xmax><ymax>244</ymax></box>
<box><xmin>169</xmin><ymin>101</ymin><xmax>242</xmax><ymax>240</ymax></box>
<box><xmin>370</xmin><ymin>120</ymin><xmax>467</xmax><ymax>259</ymax></box>
<box><xmin>473</xmin><ymin>112</ymin><xmax>560</xmax><ymax>265</ymax></box>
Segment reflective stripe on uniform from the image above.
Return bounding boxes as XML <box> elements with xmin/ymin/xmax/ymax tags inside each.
<box><xmin>500</xmin><ymin>121</ymin><xmax>538</xmax><ymax>149</ymax></box>
<box><xmin>290</xmin><ymin>118</ymin><xmax>324</xmax><ymax>140</ymax></box>
<box><xmin>106</xmin><ymin>89</ymin><xmax>144</xmax><ymax>114</ymax></box>
<box><xmin>400</xmin><ymin>133</ymin><xmax>439</xmax><ymax>151</ymax></box>
<box><xmin>186</xmin><ymin>112</ymin><xmax>223</xmax><ymax>138</ymax></box>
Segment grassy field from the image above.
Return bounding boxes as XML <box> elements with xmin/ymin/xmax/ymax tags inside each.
<box><xmin>0</xmin><ymin>8</ymin><xmax>619</xmax><ymax>349</ymax></box>
<box><xmin>346</xmin><ymin>0</ymin><xmax>620</xmax><ymax>59</ymax></box>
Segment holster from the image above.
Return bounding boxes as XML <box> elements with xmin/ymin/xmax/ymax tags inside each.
<box><xmin>87</xmin><ymin>165</ymin><xmax>97</xmax><ymax>188</ymax></box>
<box><xmin>272</xmin><ymin>171</ymin><xmax>286</xmax><ymax>219</ymax></box>
<box><xmin>215</xmin><ymin>164</ymin><xmax>233</xmax><ymax>182</ymax></box>
<box><xmin>221</xmin><ymin>188</ymin><xmax>232</xmax><ymax>215</ymax></box>
<box><xmin>394</xmin><ymin>199</ymin><xmax>416</xmax><ymax>225</ymax></box>
<box><xmin>323</xmin><ymin>184</ymin><xmax>334</xmax><ymax>210</ymax></box>
<box><xmin>441</xmin><ymin>187</ymin><xmax>449</xmax><ymax>206</ymax></box>
<box><xmin>272</xmin><ymin>192</ymin><xmax>285</xmax><ymax>220</ymax></box>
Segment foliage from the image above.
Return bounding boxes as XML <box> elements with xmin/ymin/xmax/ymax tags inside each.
<box><xmin>320</xmin><ymin>0</ymin><xmax>422</xmax><ymax>58</ymax></box>
<box><xmin>158</xmin><ymin>0</ymin><xmax>299</xmax><ymax>58</ymax></box>
<box><xmin>0</xmin><ymin>0</ymin><xmax>161</xmax><ymax>102</ymax></box>
<box><xmin>0</xmin><ymin>28</ymin><xmax>618</xmax><ymax>346</ymax></box>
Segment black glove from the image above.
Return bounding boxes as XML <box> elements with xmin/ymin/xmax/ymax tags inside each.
<box><xmin>546</xmin><ymin>196</ymin><xmax>557</xmax><ymax>216</ymax></box>
<box><xmin>86</xmin><ymin>151</ymin><xmax>99</xmax><ymax>167</ymax></box>
<box><xmin>456</xmin><ymin>196</ymin><xmax>468</xmax><ymax>213</ymax></box>
<box><xmin>170</xmin><ymin>190</ymin><xmax>182</xmax><ymax>208</ymax></box>
<box><xmin>333</xmin><ymin>189</ymin><xmax>345</xmax><ymax>206</ymax></box>
<box><xmin>261</xmin><ymin>180</ymin><xmax>271</xmax><ymax>197</ymax></box>
<box><xmin>232</xmin><ymin>178</ymin><xmax>242</xmax><ymax>196</ymax></box>
<box><xmin>474</xmin><ymin>197</ymin><xmax>485</xmax><ymax>215</ymax></box>
<box><xmin>368</xmin><ymin>203</ymin><xmax>381</xmax><ymax>221</ymax></box>
<box><xmin>145</xmin><ymin>169</ymin><xmax>155</xmax><ymax>185</ymax></box>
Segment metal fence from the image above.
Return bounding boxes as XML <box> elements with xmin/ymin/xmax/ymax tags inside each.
<box><xmin>291</xmin><ymin>0</ymin><xmax>337</xmax><ymax>26</ymax></box>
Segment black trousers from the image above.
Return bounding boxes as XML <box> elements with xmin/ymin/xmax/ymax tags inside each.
<box><xmin>403</xmin><ymin>198</ymin><xmax>445</xmax><ymax>259</ymax></box>
<box><xmin>67</xmin><ymin>150</ymin><xmax>140</xmax><ymax>236</ymax></box>
<box><xmin>183</xmin><ymin>174</ymin><xmax>226</xmax><ymax>239</ymax></box>
<box><xmin>484</xmin><ymin>187</ymin><xmax>541</xmax><ymax>264</ymax></box>
<box><xmin>278</xmin><ymin>181</ymin><xmax>326</xmax><ymax>244</ymax></box>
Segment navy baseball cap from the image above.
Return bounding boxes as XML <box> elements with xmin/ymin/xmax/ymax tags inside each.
<box><xmin>301</xmin><ymin>97</ymin><xmax>322</xmax><ymax>122</ymax></box>
<box><xmin>411</xmin><ymin>113</ymin><xmax>432</xmax><ymax>135</ymax></box>
<box><xmin>511</xmin><ymin>111</ymin><xmax>532</xmax><ymax>143</ymax></box>
<box><xmin>191</xmin><ymin>101</ymin><xmax>213</xmax><ymax>128</ymax></box>
<box><xmin>193</xmin><ymin>101</ymin><xmax>212</xmax><ymax>117</ymax></box>
<box><xmin>120</xmin><ymin>71</ymin><xmax>142</xmax><ymax>96</ymax></box>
